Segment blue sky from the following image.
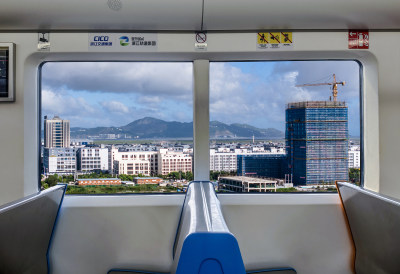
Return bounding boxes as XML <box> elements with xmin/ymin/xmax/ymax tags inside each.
<box><xmin>42</xmin><ymin>61</ymin><xmax>360</xmax><ymax>136</ymax></box>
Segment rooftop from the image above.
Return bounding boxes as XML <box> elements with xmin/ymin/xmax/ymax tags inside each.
<box><xmin>286</xmin><ymin>101</ymin><xmax>347</xmax><ymax>109</ymax></box>
<box><xmin>76</xmin><ymin>178</ymin><xmax>121</xmax><ymax>181</ymax></box>
<box><xmin>220</xmin><ymin>176</ymin><xmax>277</xmax><ymax>184</ymax></box>
<box><xmin>134</xmin><ymin>177</ymin><xmax>162</xmax><ymax>180</ymax></box>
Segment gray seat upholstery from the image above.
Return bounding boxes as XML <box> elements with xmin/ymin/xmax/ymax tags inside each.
<box><xmin>0</xmin><ymin>185</ymin><xmax>66</xmax><ymax>274</ymax></box>
<box><xmin>337</xmin><ymin>182</ymin><xmax>400</xmax><ymax>274</ymax></box>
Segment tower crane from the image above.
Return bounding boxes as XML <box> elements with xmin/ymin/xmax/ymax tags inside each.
<box><xmin>295</xmin><ymin>74</ymin><xmax>345</xmax><ymax>102</ymax></box>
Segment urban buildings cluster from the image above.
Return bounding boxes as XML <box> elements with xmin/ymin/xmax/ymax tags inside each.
<box><xmin>43</xmin><ymin>116</ymin><xmax>193</xmax><ymax>177</ymax></box>
<box><xmin>42</xmin><ymin>102</ymin><xmax>360</xmax><ymax>191</ymax></box>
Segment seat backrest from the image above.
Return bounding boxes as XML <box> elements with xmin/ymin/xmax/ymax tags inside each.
<box><xmin>172</xmin><ymin>181</ymin><xmax>246</xmax><ymax>274</ymax></box>
<box><xmin>337</xmin><ymin>182</ymin><xmax>400</xmax><ymax>274</ymax></box>
<box><xmin>0</xmin><ymin>184</ymin><xmax>66</xmax><ymax>274</ymax></box>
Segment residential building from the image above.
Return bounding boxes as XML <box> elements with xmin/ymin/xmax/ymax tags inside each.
<box><xmin>114</xmin><ymin>159</ymin><xmax>151</xmax><ymax>176</ymax></box>
<box><xmin>110</xmin><ymin>147</ymin><xmax>158</xmax><ymax>175</ymax></box>
<box><xmin>43</xmin><ymin>147</ymin><xmax>76</xmax><ymax>175</ymax></box>
<box><xmin>44</xmin><ymin>115</ymin><xmax>70</xmax><ymax>148</ymax></box>
<box><xmin>110</xmin><ymin>146</ymin><xmax>192</xmax><ymax>176</ymax></box>
<box><xmin>219</xmin><ymin>176</ymin><xmax>277</xmax><ymax>192</ymax></box>
<box><xmin>158</xmin><ymin>149</ymin><xmax>192</xmax><ymax>175</ymax></box>
<box><xmin>348</xmin><ymin>146</ymin><xmax>361</xmax><ymax>168</ymax></box>
<box><xmin>286</xmin><ymin>101</ymin><xmax>349</xmax><ymax>185</ymax></box>
<box><xmin>210</xmin><ymin>150</ymin><xmax>238</xmax><ymax>172</ymax></box>
<box><xmin>77</xmin><ymin>147</ymin><xmax>109</xmax><ymax>173</ymax></box>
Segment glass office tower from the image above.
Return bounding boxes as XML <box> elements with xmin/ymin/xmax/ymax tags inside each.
<box><xmin>286</xmin><ymin>101</ymin><xmax>348</xmax><ymax>185</ymax></box>
<box><xmin>237</xmin><ymin>154</ymin><xmax>286</xmax><ymax>179</ymax></box>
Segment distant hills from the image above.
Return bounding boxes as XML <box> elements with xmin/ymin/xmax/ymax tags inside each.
<box><xmin>70</xmin><ymin>117</ymin><xmax>284</xmax><ymax>139</ymax></box>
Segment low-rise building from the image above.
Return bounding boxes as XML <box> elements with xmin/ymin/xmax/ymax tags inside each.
<box><xmin>76</xmin><ymin>178</ymin><xmax>121</xmax><ymax>185</ymax></box>
<box><xmin>133</xmin><ymin>177</ymin><xmax>163</xmax><ymax>184</ymax></box>
<box><xmin>219</xmin><ymin>176</ymin><xmax>277</xmax><ymax>192</ymax></box>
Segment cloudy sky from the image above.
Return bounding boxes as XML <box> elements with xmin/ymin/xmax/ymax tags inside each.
<box><xmin>42</xmin><ymin>60</ymin><xmax>360</xmax><ymax>136</ymax></box>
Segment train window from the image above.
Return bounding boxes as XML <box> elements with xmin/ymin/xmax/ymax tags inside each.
<box><xmin>40</xmin><ymin>62</ymin><xmax>193</xmax><ymax>194</ymax></box>
<box><xmin>210</xmin><ymin>61</ymin><xmax>361</xmax><ymax>193</ymax></box>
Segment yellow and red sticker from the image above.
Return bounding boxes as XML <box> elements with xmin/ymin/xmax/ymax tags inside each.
<box><xmin>257</xmin><ymin>32</ymin><xmax>293</xmax><ymax>50</ymax></box>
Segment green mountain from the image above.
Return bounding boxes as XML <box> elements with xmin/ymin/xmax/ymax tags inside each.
<box><xmin>70</xmin><ymin>117</ymin><xmax>284</xmax><ymax>139</ymax></box>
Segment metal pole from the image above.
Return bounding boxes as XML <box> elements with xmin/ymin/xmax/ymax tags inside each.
<box><xmin>193</xmin><ymin>60</ymin><xmax>210</xmax><ymax>181</ymax></box>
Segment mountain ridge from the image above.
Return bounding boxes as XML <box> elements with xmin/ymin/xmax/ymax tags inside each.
<box><xmin>70</xmin><ymin>117</ymin><xmax>284</xmax><ymax>139</ymax></box>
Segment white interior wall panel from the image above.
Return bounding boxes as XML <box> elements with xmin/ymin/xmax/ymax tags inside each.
<box><xmin>219</xmin><ymin>194</ymin><xmax>354</xmax><ymax>274</ymax></box>
<box><xmin>0</xmin><ymin>0</ymin><xmax>203</xmax><ymax>31</ymax></box>
<box><xmin>203</xmin><ymin>0</ymin><xmax>400</xmax><ymax>30</ymax></box>
<box><xmin>49</xmin><ymin>195</ymin><xmax>184</xmax><ymax>274</ymax></box>
<box><xmin>1</xmin><ymin>0</ymin><xmax>400</xmax><ymax>31</ymax></box>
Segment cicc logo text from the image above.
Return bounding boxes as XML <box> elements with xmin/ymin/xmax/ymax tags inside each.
<box><xmin>119</xmin><ymin>36</ymin><xmax>130</xmax><ymax>46</ymax></box>
<box><xmin>90</xmin><ymin>36</ymin><xmax>112</xmax><ymax>46</ymax></box>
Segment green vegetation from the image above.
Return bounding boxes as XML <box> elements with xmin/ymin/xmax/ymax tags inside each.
<box><xmin>276</xmin><ymin>187</ymin><xmax>297</xmax><ymax>192</ymax></box>
<box><xmin>349</xmin><ymin>168</ymin><xmax>361</xmax><ymax>186</ymax></box>
<box><xmin>41</xmin><ymin>174</ymin><xmax>74</xmax><ymax>188</ymax></box>
<box><xmin>40</xmin><ymin>171</ymin><xmax>187</xmax><ymax>194</ymax></box>
<box><xmin>209</xmin><ymin>170</ymin><xmax>236</xmax><ymax>181</ymax></box>
<box><xmin>66</xmin><ymin>184</ymin><xmax>178</xmax><ymax>194</ymax></box>
<box><xmin>158</xmin><ymin>171</ymin><xmax>193</xmax><ymax>181</ymax></box>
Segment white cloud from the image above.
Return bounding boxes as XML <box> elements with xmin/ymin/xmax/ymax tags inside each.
<box><xmin>101</xmin><ymin>100</ymin><xmax>130</xmax><ymax>114</ymax></box>
<box><xmin>42</xmin><ymin>62</ymin><xmax>193</xmax><ymax>98</ymax></box>
<box><xmin>42</xmin><ymin>89</ymin><xmax>96</xmax><ymax>116</ymax></box>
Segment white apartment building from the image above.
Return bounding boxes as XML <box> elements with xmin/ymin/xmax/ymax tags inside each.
<box><xmin>110</xmin><ymin>147</ymin><xmax>192</xmax><ymax>176</ymax></box>
<box><xmin>43</xmin><ymin>148</ymin><xmax>76</xmax><ymax>175</ymax></box>
<box><xmin>158</xmin><ymin>149</ymin><xmax>192</xmax><ymax>175</ymax></box>
<box><xmin>113</xmin><ymin>159</ymin><xmax>150</xmax><ymax>176</ymax></box>
<box><xmin>110</xmin><ymin>147</ymin><xmax>158</xmax><ymax>175</ymax></box>
<box><xmin>77</xmin><ymin>147</ymin><xmax>109</xmax><ymax>173</ymax></box>
<box><xmin>348</xmin><ymin>146</ymin><xmax>361</xmax><ymax>168</ymax></box>
<box><xmin>210</xmin><ymin>150</ymin><xmax>238</xmax><ymax>172</ymax></box>
<box><xmin>44</xmin><ymin>115</ymin><xmax>70</xmax><ymax>148</ymax></box>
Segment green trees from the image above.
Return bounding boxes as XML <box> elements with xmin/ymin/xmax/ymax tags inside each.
<box><xmin>118</xmin><ymin>174</ymin><xmax>134</xmax><ymax>181</ymax></box>
<box><xmin>78</xmin><ymin>172</ymin><xmax>113</xmax><ymax>179</ymax></box>
<box><xmin>276</xmin><ymin>187</ymin><xmax>297</xmax><ymax>192</ymax></box>
<box><xmin>349</xmin><ymin>168</ymin><xmax>361</xmax><ymax>185</ymax></box>
<box><xmin>164</xmin><ymin>171</ymin><xmax>193</xmax><ymax>181</ymax></box>
<box><xmin>210</xmin><ymin>170</ymin><xmax>236</xmax><ymax>181</ymax></box>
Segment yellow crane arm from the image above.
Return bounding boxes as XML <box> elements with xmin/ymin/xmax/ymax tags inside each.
<box><xmin>295</xmin><ymin>74</ymin><xmax>345</xmax><ymax>102</ymax></box>
<box><xmin>295</xmin><ymin>83</ymin><xmax>332</xmax><ymax>87</ymax></box>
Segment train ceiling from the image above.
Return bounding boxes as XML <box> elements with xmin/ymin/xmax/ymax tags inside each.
<box><xmin>0</xmin><ymin>0</ymin><xmax>400</xmax><ymax>31</ymax></box>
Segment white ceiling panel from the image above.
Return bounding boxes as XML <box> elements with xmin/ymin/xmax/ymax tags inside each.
<box><xmin>0</xmin><ymin>0</ymin><xmax>203</xmax><ymax>31</ymax></box>
<box><xmin>203</xmin><ymin>0</ymin><xmax>400</xmax><ymax>30</ymax></box>
<box><xmin>0</xmin><ymin>0</ymin><xmax>400</xmax><ymax>31</ymax></box>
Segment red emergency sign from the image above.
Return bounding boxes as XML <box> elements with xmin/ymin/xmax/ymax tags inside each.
<box><xmin>348</xmin><ymin>30</ymin><xmax>369</xmax><ymax>49</ymax></box>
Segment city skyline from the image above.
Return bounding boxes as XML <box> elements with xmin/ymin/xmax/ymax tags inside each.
<box><xmin>42</xmin><ymin>60</ymin><xmax>360</xmax><ymax>136</ymax></box>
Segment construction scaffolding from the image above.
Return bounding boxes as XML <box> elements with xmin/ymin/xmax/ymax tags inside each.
<box><xmin>286</xmin><ymin>101</ymin><xmax>349</xmax><ymax>185</ymax></box>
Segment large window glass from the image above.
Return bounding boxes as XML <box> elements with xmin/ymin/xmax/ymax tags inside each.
<box><xmin>210</xmin><ymin>61</ymin><xmax>361</xmax><ymax>193</ymax></box>
<box><xmin>41</xmin><ymin>62</ymin><xmax>193</xmax><ymax>194</ymax></box>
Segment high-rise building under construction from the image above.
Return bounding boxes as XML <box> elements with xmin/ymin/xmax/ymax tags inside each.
<box><xmin>285</xmin><ymin>101</ymin><xmax>348</xmax><ymax>185</ymax></box>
